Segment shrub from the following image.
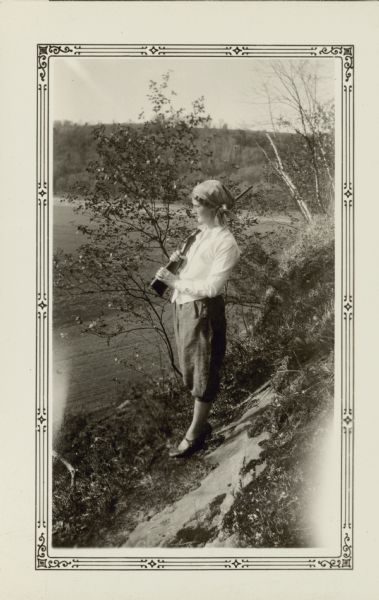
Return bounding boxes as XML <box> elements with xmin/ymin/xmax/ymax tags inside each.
<box><xmin>253</xmin><ymin>216</ymin><xmax>334</xmax><ymax>367</ymax></box>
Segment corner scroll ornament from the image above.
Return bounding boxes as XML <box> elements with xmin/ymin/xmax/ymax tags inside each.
<box><xmin>318</xmin><ymin>46</ymin><xmax>353</xmax><ymax>83</ymax></box>
<box><xmin>36</xmin><ymin>532</ymin><xmax>76</xmax><ymax>569</ymax></box>
<box><xmin>38</xmin><ymin>45</ymin><xmax>73</xmax><ymax>82</ymax></box>
<box><xmin>317</xmin><ymin>533</ymin><xmax>352</xmax><ymax>569</ymax></box>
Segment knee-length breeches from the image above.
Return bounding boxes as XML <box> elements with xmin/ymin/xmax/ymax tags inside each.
<box><xmin>173</xmin><ymin>296</ymin><xmax>226</xmax><ymax>403</ymax></box>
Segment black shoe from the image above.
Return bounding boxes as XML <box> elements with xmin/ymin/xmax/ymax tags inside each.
<box><xmin>169</xmin><ymin>422</ymin><xmax>212</xmax><ymax>459</ymax></box>
<box><xmin>169</xmin><ymin>436</ymin><xmax>203</xmax><ymax>458</ymax></box>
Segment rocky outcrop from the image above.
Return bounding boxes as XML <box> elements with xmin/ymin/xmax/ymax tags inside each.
<box><xmin>123</xmin><ymin>385</ymin><xmax>274</xmax><ymax>548</ymax></box>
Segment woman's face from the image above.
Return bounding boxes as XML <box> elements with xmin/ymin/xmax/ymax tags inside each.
<box><xmin>192</xmin><ymin>198</ymin><xmax>215</xmax><ymax>226</ymax></box>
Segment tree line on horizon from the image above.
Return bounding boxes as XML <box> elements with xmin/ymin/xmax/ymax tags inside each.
<box><xmin>53</xmin><ymin>120</ymin><xmax>310</xmax><ymax>215</ymax></box>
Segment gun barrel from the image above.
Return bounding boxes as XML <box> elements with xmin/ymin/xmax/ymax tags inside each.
<box><xmin>235</xmin><ymin>185</ymin><xmax>253</xmax><ymax>201</ymax></box>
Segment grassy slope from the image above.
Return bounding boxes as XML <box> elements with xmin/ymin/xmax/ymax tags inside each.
<box><xmin>220</xmin><ymin>218</ymin><xmax>335</xmax><ymax>547</ymax></box>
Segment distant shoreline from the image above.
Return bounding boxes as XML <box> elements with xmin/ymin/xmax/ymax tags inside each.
<box><xmin>53</xmin><ymin>195</ymin><xmax>296</xmax><ymax>227</ymax></box>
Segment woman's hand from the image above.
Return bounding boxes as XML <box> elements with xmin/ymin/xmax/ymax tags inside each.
<box><xmin>155</xmin><ymin>267</ymin><xmax>178</xmax><ymax>289</ymax></box>
<box><xmin>169</xmin><ymin>250</ymin><xmax>186</xmax><ymax>263</ymax></box>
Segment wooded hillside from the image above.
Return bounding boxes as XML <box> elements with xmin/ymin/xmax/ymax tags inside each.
<box><xmin>53</xmin><ymin>121</ymin><xmax>320</xmax><ymax>215</ymax></box>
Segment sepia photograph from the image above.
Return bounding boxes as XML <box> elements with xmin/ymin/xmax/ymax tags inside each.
<box><xmin>39</xmin><ymin>45</ymin><xmax>347</xmax><ymax>562</ymax></box>
<box><xmin>4</xmin><ymin>0</ymin><xmax>379</xmax><ymax>593</ymax></box>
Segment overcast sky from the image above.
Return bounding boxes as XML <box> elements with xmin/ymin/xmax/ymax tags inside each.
<box><xmin>52</xmin><ymin>57</ymin><xmax>336</xmax><ymax>130</ymax></box>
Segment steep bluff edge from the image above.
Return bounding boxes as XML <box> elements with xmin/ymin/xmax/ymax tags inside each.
<box><xmin>122</xmin><ymin>384</ymin><xmax>274</xmax><ymax>548</ymax></box>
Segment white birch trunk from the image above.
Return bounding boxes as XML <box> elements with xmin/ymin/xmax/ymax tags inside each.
<box><xmin>265</xmin><ymin>133</ymin><xmax>313</xmax><ymax>224</ymax></box>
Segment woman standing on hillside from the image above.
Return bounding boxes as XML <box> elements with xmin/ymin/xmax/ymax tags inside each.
<box><xmin>155</xmin><ymin>180</ymin><xmax>241</xmax><ymax>458</ymax></box>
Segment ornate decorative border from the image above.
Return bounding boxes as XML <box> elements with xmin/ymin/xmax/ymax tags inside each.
<box><xmin>36</xmin><ymin>44</ymin><xmax>354</xmax><ymax>570</ymax></box>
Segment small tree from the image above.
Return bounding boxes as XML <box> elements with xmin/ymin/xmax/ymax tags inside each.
<box><xmin>54</xmin><ymin>73</ymin><xmax>211</xmax><ymax>375</ymax></box>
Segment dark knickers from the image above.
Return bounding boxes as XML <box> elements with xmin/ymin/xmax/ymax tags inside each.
<box><xmin>173</xmin><ymin>296</ymin><xmax>226</xmax><ymax>403</ymax></box>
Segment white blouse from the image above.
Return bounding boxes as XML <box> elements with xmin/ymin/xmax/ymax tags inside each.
<box><xmin>171</xmin><ymin>225</ymin><xmax>241</xmax><ymax>305</ymax></box>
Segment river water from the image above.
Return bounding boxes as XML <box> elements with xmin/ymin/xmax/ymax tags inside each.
<box><xmin>53</xmin><ymin>199</ymin><xmax>175</xmax><ymax>429</ymax></box>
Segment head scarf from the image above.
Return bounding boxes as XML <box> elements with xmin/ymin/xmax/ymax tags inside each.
<box><xmin>191</xmin><ymin>180</ymin><xmax>235</xmax><ymax>225</ymax></box>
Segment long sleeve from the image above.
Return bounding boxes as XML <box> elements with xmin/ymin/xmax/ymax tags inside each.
<box><xmin>174</xmin><ymin>237</ymin><xmax>240</xmax><ymax>299</ymax></box>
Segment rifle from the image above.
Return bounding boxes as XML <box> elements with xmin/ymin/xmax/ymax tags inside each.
<box><xmin>150</xmin><ymin>185</ymin><xmax>253</xmax><ymax>297</ymax></box>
